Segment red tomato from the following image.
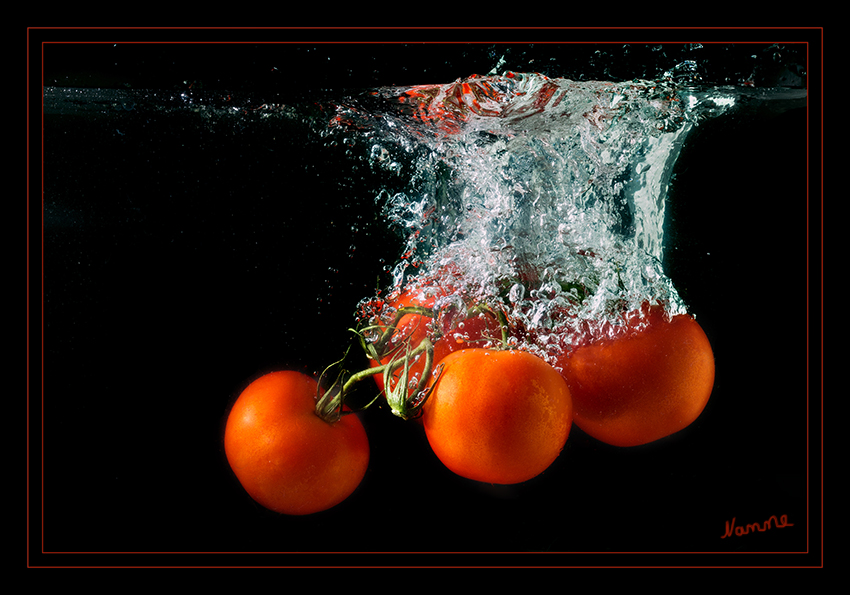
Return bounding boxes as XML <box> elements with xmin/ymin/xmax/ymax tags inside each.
<box><xmin>422</xmin><ymin>348</ymin><xmax>573</xmax><ymax>485</ymax></box>
<box><xmin>224</xmin><ymin>371</ymin><xmax>369</xmax><ymax>515</ymax></box>
<box><xmin>556</xmin><ymin>305</ymin><xmax>715</xmax><ymax>447</ymax></box>
<box><xmin>368</xmin><ymin>284</ymin><xmax>502</xmax><ymax>394</ymax></box>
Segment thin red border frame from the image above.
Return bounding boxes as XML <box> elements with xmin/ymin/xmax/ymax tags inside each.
<box><xmin>27</xmin><ymin>27</ymin><xmax>824</xmax><ymax>568</ymax></box>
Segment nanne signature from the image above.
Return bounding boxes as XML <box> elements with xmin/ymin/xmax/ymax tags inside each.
<box><xmin>721</xmin><ymin>514</ymin><xmax>793</xmax><ymax>538</ymax></box>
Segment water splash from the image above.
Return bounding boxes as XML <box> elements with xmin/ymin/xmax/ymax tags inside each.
<box><xmin>331</xmin><ymin>70</ymin><xmax>802</xmax><ymax>358</ymax></box>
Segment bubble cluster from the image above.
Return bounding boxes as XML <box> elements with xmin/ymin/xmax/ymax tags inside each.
<box><xmin>331</xmin><ymin>70</ymin><xmax>781</xmax><ymax>356</ymax></box>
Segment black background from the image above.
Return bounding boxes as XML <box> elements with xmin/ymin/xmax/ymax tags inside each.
<box><xmin>28</xmin><ymin>28</ymin><xmax>822</xmax><ymax>567</ymax></box>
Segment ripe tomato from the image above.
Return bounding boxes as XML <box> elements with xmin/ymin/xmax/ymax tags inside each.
<box><xmin>556</xmin><ymin>305</ymin><xmax>715</xmax><ymax>447</ymax></box>
<box><xmin>368</xmin><ymin>284</ymin><xmax>502</xmax><ymax>394</ymax></box>
<box><xmin>224</xmin><ymin>371</ymin><xmax>369</xmax><ymax>515</ymax></box>
<box><xmin>422</xmin><ymin>348</ymin><xmax>573</xmax><ymax>485</ymax></box>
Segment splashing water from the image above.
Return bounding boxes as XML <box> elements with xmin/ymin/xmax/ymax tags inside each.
<box><xmin>328</xmin><ymin>70</ymin><xmax>805</xmax><ymax>361</ymax></box>
<box><xmin>332</xmin><ymin>72</ymin><xmax>801</xmax><ymax>356</ymax></box>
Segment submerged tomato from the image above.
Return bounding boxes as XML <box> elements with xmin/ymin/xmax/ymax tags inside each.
<box><xmin>556</xmin><ymin>306</ymin><xmax>715</xmax><ymax>447</ymax></box>
<box><xmin>368</xmin><ymin>284</ymin><xmax>502</xmax><ymax>393</ymax></box>
<box><xmin>422</xmin><ymin>348</ymin><xmax>573</xmax><ymax>485</ymax></box>
<box><xmin>224</xmin><ymin>371</ymin><xmax>369</xmax><ymax>515</ymax></box>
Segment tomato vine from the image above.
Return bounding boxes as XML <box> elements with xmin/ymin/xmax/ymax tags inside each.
<box><xmin>314</xmin><ymin>301</ymin><xmax>508</xmax><ymax>423</ymax></box>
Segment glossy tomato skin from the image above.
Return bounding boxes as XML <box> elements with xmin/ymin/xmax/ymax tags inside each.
<box><xmin>224</xmin><ymin>371</ymin><xmax>369</xmax><ymax>515</ymax></box>
<box><xmin>422</xmin><ymin>348</ymin><xmax>573</xmax><ymax>485</ymax></box>
<box><xmin>557</xmin><ymin>307</ymin><xmax>715</xmax><ymax>447</ymax></box>
<box><xmin>369</xmin><ymin>285</ymin><xmax>502</xmax><ymax>392</ymax></box>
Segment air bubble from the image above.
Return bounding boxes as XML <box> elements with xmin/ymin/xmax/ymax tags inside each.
<box><xmin>330</xmin><ymin>71</ymin><xmax>783</xmax><ymax>348</ymax></box>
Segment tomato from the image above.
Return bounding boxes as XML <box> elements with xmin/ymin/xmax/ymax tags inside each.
<box><xmin>368</xmin><ymin>284</ymin><xmax>502</xmax><ymax>394</ymax></box>
<box><xmin>224</xmin><ymin>371</ymin><xmax>369</xmax><ymax>515</ymax></box>
<box><xmin>422</xmin><ymin>348</ymin><xmax>573</xmax><ymax>485</ymax></box>
<box><xmin>556</xmin><ymin>305</ymin><xmax>715</xmax><ymax>447</ymax></box>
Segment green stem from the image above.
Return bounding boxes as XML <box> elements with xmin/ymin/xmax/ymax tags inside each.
<box><xmin>383</xmin><ymin>336</ymin><xmax>436</xmax><ymax>420</ymax></box>
<box><xmin>314</xmin><ymin>330</ymin><xmax>434</xmax><ymax>423</ymax></box>
<box><xmin>372</xmin><ymin>305</ymin><xmax>435</xmax><ymax>355</ymax></box>
<box><xmin>313</xmin><ymin>300</ymin><xmax>508</xmax><ymax>422</ymax></box>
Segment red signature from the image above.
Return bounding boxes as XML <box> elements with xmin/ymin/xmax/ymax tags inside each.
<box><xmin>721</xmin><ymin>514</ymin><xmax>794</xmax><ymax>538</ymax></box>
